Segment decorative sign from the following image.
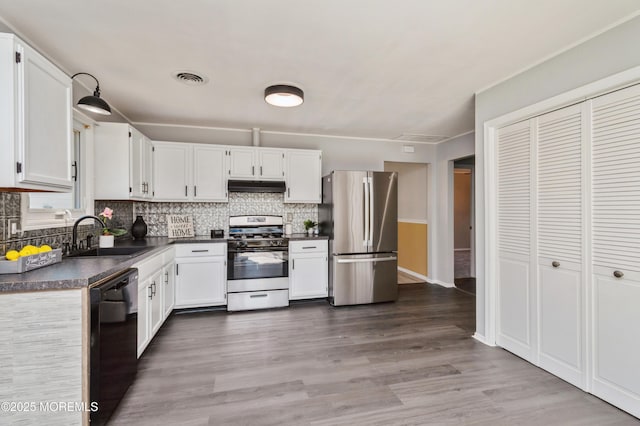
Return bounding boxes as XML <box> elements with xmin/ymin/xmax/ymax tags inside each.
<box><xmin>166</xmin><ymin>215</ymin><xmax>195</xmax><ymax>238</ymax></box>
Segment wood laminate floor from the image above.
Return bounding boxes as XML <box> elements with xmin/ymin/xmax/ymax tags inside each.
<box><xmin>110</xmin><ymin>284</ymin><xmax>638</xmax><ymax>426</ymax></box>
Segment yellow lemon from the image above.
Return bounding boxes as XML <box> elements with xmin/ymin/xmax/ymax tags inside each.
<box><xmin>39</xmin><ymin>245</ymin><xmax>52</xmax><ymax>253</ymax></box>
<box><xmin>19</xmin><ymin>246</ymin><xmax>37</xmax><ymax>257</ymax></box>
<box><xmin>5</xmin><ymin>250</ymin><xmax>20</xmax><ymax>261</ymax></box>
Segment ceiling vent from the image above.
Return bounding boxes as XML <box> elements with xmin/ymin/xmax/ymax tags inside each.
<box><xmin>172</xmin><ymin>70</ymin><xmax>209</xmax><ymax>86</ymax></box>
<box><xmin>393</xmin><ymin>133</ymin><xmax>449</xmax><ymax>143</ymax></box>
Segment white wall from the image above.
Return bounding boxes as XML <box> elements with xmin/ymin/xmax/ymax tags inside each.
<box><xmin>383</xmin><ymin>161</ymin><xmax>428</xmax><ymax>222</ymax></box>
<box><xmin>474</xmin><ymin>15</ymin><xmax>640</xmax><ymax>341</ymax></box>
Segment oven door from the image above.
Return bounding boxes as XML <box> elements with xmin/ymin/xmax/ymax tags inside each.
<box><xmin>227</xmin><ymin>246</ymin><xmax>289</xmax><ymax>280</ymax></box>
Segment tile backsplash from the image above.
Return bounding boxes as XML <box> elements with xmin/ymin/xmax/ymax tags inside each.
<box><xmin>102</xmin><ymin>193</ymin><xmax>318</xmax><ymax>237</ymax></box>
<box><xmin>1</xmin><ymin>192</ymin><xmax>318</xmax><ymax>255</ymax></box>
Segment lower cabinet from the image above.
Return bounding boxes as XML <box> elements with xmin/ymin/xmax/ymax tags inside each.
<box><xmin>133</xmin><ymin>247</ymin><xmax>172</xmax><ymax>358</ymax></box>
<box><xmin>163</xmin><ymin>261</ymin><xmax>175</xmax><ymax>318</ymax></box>
<box><xmin>174</xmin><ymin>243</ymin><xmax>227</xmax><ymax>308</ymax></box>
<box><xmin>289</xmin><ymin>240</ymin><xmax>328</xmax><ymax>300</ymax></box>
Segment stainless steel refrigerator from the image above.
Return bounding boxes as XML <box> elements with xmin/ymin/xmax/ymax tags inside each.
<box><xmin>319</xmin><ymin>170</ymin><xmax>398</xmax><ymax>306</ymax></box>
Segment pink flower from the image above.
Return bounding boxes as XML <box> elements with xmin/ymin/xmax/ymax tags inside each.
<box><xmin>100</xmin><ymin>207</ymin><xmax>113</xmax><ymax>220</ymax></box>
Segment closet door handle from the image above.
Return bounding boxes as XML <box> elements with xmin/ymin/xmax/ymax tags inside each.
<box><xmin>613</xmin><ymin>270</ymin><xmax>624</xmax><ymax>278</ymax></box>
<box><xmin>552</xmin><ymin>261</ymin><xmax>560</xmax><ymax>268</ymax></box>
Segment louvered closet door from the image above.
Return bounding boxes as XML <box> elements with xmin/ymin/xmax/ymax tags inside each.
<box><xmin>496</xmin><ymin>119</ymin><xmax>534</xmax><ymax>361</ymax></box>
<box><xmin>591</xmin><ymin>84</ymin><xmax>640</xmax><ymax>418</ymax></box>
<box><xmin>536</xmin><ymin>104</ymin><xmax>585</xmax><ymax>388</ymax></box>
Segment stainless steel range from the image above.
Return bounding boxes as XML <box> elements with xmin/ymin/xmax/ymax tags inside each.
<box><xmin>227</xmin><ymin>215</ymin><xmax>289</xmax><ymax>311</ymax></box>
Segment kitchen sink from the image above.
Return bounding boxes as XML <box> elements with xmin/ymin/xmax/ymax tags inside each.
<box><xmin>67</xmin><ymin>246</ymin><xmax>152</xmax><ymax>258</ymax></box>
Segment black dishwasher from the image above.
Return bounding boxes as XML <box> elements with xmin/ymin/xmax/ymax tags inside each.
<box><xmin>90</xmin><ymin>268</ymin><xmax>138</xmax><ymax>425</ymax></box>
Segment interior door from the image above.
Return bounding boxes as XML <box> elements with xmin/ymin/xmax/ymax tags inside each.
<box><xmin>370</xmin><ymin>171</ymin><xmax>398</xmax><ymax>253</ymax></box>
<box><xmin>330</xmin><ymin>171</ymin><xmax>368</xmax><ymax>254</ymax></box>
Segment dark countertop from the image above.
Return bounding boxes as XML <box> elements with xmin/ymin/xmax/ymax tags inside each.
<box><xmin>0</xmin><ymin>236</ymin><xmax>227</xmax><ymax>293</ymax></box>
<box><xmin>287</xmin><ymin>233</ymin><xmax>329</xmax><ymax>241</ymax></box>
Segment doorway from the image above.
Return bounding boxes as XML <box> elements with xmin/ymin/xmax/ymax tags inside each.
<box><xmin>384</xmin><ymin>161</ymin><xmax>429</xmax><ymax>284</ymax></box>
<box><xmin>453</xmin><ymin>156</ymin><xmax>475</xmax><ymax>293</ymax></box>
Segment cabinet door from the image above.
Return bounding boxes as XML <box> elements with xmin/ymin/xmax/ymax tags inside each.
<box><xmin>163</xmin><ymin>262</ymin><xmax>175</xmax><ymax>319</ymax></box>
<box><xmin>150</xmin><ymin>269</ymin><xmax>163</xmax><ymax>336</ymax></box>
<box><xmin>496</xmin><ymin>120</ymin><xmax>535</xmax><ymax>362</ymax></box>
<box><xmin>228</xmin><ymin>147</ymin><xmax>255</xmax><ymax>179</ymax></box>
<box><xmin>129</xmin><ymin>127</ymin><xmax>145</xmax><ymax>198</ymax></box>
<box><xmin>137</xmin><ymin>279</ymin><xmax>151</xmax><ymax>358</ymax></box>
<box><xmin>175</xmin><ymin>257</ymin><xmax>226</xmax><ymax>308</ymax></box>
<box><xmin>285</xmin><ymin>150</ymin><xmax>321</xmax><ymax>203</ymax></box>
<box><xmin>290</xmin><ymin>254</ymin><xmax>328</xmax><ymax>300</ymax></box>
<box><xmin>258</xmin><ymin>149</ymin><xmax>285</xmax><ymax>180</ymax></box>
<box><xmin>194</xmin><ymin>145</ymin><xmax>228</xmax><ymax>201</ymax></box>
<box><xmin>590</xmin><ymin>85</ymin><xmax>640</xmax><ymax>417</ymax></box>
<box><xmin>153</xmin><ymin>142</ymin><xmax>190</xmax><ymax>200</ymax></box>
<box><xmin>18</xmin><ymin>42</ymin><xmax>73</xmax><ymax>189</ymax></box>
<box><xmin>143</xmin><ymin>137</ymin><xmax>154</xmax><ymax>199</ymax></box>
<box><xmin>536</xmin><ymin>104</ymin><xmax>585</xmax><ymax>388</ymax></box>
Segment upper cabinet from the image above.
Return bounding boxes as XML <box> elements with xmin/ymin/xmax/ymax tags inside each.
<box><xmin>154</xmin><ymin>141</ymin><xmax>227</xmax><ymax>202</ymax></box>
<box><xmin>227</xmin><ymin>147</ymin><xmax>285</xmax><ymax>180</ymax></box>
<box><xmin>94</xmin><ymin>122</ymin><xmax>154</xmax><ymax>200</ymax></box>
<box><xmin>285</xmin><ymin>149</ymin><xmax>322</xmax><ymax>203</ymax></box>
<box><xmin>0</xmin><ymin>33</ymin><xmax>73</xmax><ymax>191</ymax></box>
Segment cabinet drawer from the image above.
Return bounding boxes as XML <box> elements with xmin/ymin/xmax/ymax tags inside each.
<box><xmin>289</xmin><ymin>240</ymin><xmax>327</xmax><ymax>254</ymax></box>
<box><xmin>175</xmin><ymin>243</ymin><xmax>225</xmax><ymax>257</ymax></box>
<box><xmin>227</xmin><ymin>290</ymin><xmax>289</xmax><ymax>311</ymax></box>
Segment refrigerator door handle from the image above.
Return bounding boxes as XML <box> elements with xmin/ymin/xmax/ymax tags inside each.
<box><xmin>363</xmin><ymin>177</ymin><xmax>370</xmax><ymax>248</ymax></box>
<box><xmin>336</xmin><ymin>256</ymin><xmax>397</xmax><ymax>264</ymax></box>
<box><xmin>368</xmin><ymin>177</ymin><xmax>374</xmax><ymax>247</ymax></box>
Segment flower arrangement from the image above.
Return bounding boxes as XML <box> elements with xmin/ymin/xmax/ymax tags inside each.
<box><xmin>98</xmin><ymin>207</ymin><xmax>128</xmax><ymax>236</ymax></box>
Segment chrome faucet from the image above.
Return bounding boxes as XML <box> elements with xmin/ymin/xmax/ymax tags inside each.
<box><xmin>72</xmin><ymin>215</ymin><xmax>106</xmax><ymax>252</ymax></box>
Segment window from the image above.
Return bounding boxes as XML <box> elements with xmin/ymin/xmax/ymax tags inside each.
<box><xmin>21</xmin><ymin>112</ymin><xmax>94</xmax><ymax>229</ymax></box>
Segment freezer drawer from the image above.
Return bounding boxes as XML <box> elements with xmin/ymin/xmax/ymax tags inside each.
<box><xmin>330</xmin><ymin>253</ymin><xmax>397</xmax><ymax>306</ymax></box>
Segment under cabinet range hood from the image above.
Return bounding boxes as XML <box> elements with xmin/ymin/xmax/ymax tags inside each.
<box><xmin>227</xmin><ymin>180</ymin><xmax>286</xmax><ymax>193</ymax></box>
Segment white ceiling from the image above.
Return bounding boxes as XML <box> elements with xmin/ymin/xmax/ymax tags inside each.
<box><xmin>1</xmin><ymin>0</ymin><xmax>639</xmax><ymax>142</ymax></box>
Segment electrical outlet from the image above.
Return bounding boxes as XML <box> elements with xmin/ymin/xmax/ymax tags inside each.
<box><xmin>8</xmin><ymin>218</ymin><xmax>21</xmax><ymax>238</ymax></box>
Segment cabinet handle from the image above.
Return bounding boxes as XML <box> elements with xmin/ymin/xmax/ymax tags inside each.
<box><xmin>260</xmin><ymin>166</ymin><xmax>263</xmax><ymax>176</ymax></box>
<box><xmin>250</xmin><ymin>293</ymin><xmax>268</xmax><ymax>298</ymax></box>
<box><xmin>292</xmin><ymin>259</ymin><xmax>295</xmax><ymax>270</ymax></box>
<box><xmin>151</xmin><ymin>282</ymin><xmax>156</xmax><ymax>296</ymax></box>
<box><xmin>176</xmin><ymin>264</ymin><xmax>179</xmax><ymax>275</ymax></box>
<box><xmin>552</xmin><ymin>261</ymin><xmax>560</xmax><ymax>268</ymax></box>
<box><xmin>165</xmin><ymin>271</ymin><xmax>169</xmax><ymax>284</ymax></box>
<box><xmin>148</xmin><ymin>285</ymin><xmax>153</xmax><ymax>300</ymax></box>
<box><xmin>191</xmin><ymin>249</ymin><xmax>209</xmax><ymax>253</ymax></box>
<box><xmin>613</xmin><ymin>270</ymin><xmax>624</xmax><ymax>278</ymax></box>
<box><xmin>185</xmin><ymin>185</ymin><xmax>188</xmax><ymax>196</ymax></box>
<box><xmin>71</xmin><ymin>161</ymin><xmax>78</xmax><ymax>182</ymax></box>
<box><xmin>302</xmin><ymin>246</ymin><xmax>317</xmax><ymax>249</ymax></box>
<box><xmin>287</xmin><ymin>188</ymin><xmax>290</xmax><ymax>198</ymax></box>
<box><xmin>252</xmin><ymin>166</ymin><xmax>255</xmax><ymax>175</ymax></box>
<box><xmin>194</xmin><ymin>186</ymin><xmax>197</xmax><ymax>197</ymax></box>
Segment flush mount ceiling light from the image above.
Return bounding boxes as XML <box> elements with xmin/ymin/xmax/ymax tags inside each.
<box><xmin>71</xmin><ymin>72</ymin><xmax>111</xmax><ymax>115</ymax></box>
<box><xmin>264</xmin><ymin>84</ymin><xmax>304</xmax><ymax>107</ymax></box>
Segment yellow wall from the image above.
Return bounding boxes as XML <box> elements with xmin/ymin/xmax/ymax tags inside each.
<box><xmin>398</xmin><ymin>222</ymin><xmax>428</xmax><ymax>276</ymax></box>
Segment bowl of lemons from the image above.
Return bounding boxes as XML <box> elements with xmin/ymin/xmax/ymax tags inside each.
<box><xmin>1</xmin><ymin>244</ymin><xmax>61</xmax><ymax>274</ymax></box>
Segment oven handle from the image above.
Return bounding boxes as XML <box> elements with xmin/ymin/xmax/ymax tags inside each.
<box><xmin>228</xmin><ymin>248</ymin><xmax>289</xmax><ymax>253</ymax></box>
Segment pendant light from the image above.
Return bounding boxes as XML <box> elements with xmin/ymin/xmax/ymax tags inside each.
<box><xmin>264</xmin><ymin>84</ymin><xmax>304</xmax><ymax>107</ymax></box>
<box><xmin>71</xmin><ymin>72</ymin><xmax>112</xmax><ymax>115</ymax></box>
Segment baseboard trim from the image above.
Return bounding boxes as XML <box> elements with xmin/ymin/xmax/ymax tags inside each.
<box><xmin>398</xmin><ymin>267</ymin><xmax>428</xmax><ymax>282</ymax></box>
<box><xmin>426</xmin><ymin>278</ymin><xmax>455</xmax><ymax>288</ymax></box>
<box><xmin>472</xmin><ymin>332</ymin><xmax>496</xmax><ymax>347</ymax></box>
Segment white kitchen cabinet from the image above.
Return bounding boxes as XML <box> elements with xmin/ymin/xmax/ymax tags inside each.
<box><xmin>289</xmin><ymin>240</ymin><xmax>328</xmax><ymax>300</ymax></box>
<box><xmin>137</xmin><ymin>279</ymin><xmax>151</xmax><ymax>358</ymax></box>
<box><xmin>153</xmin><ymin>141</ymin><xmax>190</xmax><ymax>200</ymax></box>
<box><xmin>193</xmin><ymin>145</ymin><xmax>227</xmax><ymax>201</ymax></box>
<box><xmin>163</xmin><ymin>261</ymin><xmax>175</xmax><ymax>319</ymax></box>
<box><xmin>94</xmin><ymin>122</ymin><xmax>154</xmax><ymax>200</ymax></box>
<box><xmin>175</xmin><ymin>243</ymin><xmax>227</xmax><ymax>309</ymax></box>
<box><xmin>153</xmin><ymin>141</ymin><xmax>227</xmax><ymax>202</ymax></box>
<box><xmin>0</xmin><ymin>33</ymin><xmax>73</xmax><ymax>191</ymax></box>
<box><xmin>285</xmin><ymin>149</ymin><xmax>322</xmax><ymax>203</ymax></box>
<box><xmin>228</xmin><ymin>147</ymin><xmax>256</xmax><ymax>179</ymax></box>
<box><xmin>133</xmin><ymin>247</ymin><xmax>170</xmax><ymax>357</ymax></box>
<box><xmin>258</xmin><ymin>148</ymin><xmax>285</xmax><ymax>180</ymax></box>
